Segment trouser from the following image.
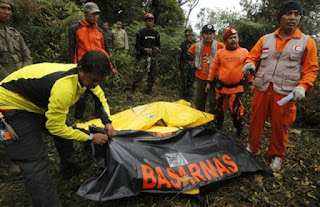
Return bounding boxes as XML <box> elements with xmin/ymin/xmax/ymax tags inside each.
<box><xmin>74</xmin><ymin>84</ymin><xmax>105</xmax><ymax>120</ymax></box>
<box><xmin>2</xmin><ymin>110</ymin><xmax>78</xmax><ymax>206</ymax></box>
<box><xmin>180</xmin><ymin>63</ymin><xmax>195</xmax><ymax>101</ymax></box>
<box><xmin>248</xmin><ymin>84</ymin><xmax>296</xmax><ymax>158</ymax></box>
<box><xmin>132</xmin><ymin>56</ymin><xmax>158</xmax><ymax>93</ymax></box>
<box><xmin>214</xmin><ymin>91</ymin><xmax>245</xmax><ymax>132</ymax></box>
<box><xmin>194</xmin><ymin>77</ymin><xmax>215</xmax><ymax>114</ymax></box>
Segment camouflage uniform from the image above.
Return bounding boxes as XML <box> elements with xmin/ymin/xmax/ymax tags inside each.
<box><xmin>0</xmin><ymin>25</ymin><xmax>32</xmax><ymax>80</ymax></box>
<box><xmin>134</xmin><ymin>54</ymin><xmax>159</xmax><ymax>93</ymax></box>
<box><xmin>179</xmin><ymin>39</ymin><xmax>196</xmax><ymax>101</ymax></box>
<box><xmin>103</xmin><ymin>29</ymin><xmax>115</xmax><ymax>52</ymax></box>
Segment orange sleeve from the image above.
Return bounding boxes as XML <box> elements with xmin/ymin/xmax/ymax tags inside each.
<box><xmin>299</xmin><ymin>37</ymin><xmax>319</xmax><ymax>91</ymax></box>
<box><xmin>98</xmin><ymin>49</ymin><xmax>114</xmax><ymax>69</ymax></box>
<box><xmin>188</xmin><ymin>43</ymin><xmax>197</xmax><ymax>57</ymax></box>
<box><xmin>217</xmin><ymin>41</ymin><xmax>225</xmax><ymax>50</ymax></box>
<box><xmin>207</xmin><ymin>50</ymin><xmax>221</xmax><ymax>81</ymax></box>
<box><xmin>246</xmin><ymin>36</ymin><xmax>265</xmax><ymax>66</ymax></box>
<box><xmin>242</xmin><ymin>49</ymin><xmax>254</xmax><ymax>83</ymax></box>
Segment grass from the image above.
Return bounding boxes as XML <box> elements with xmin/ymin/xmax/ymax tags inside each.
<box><xmin>0</xmin><ymin>81</ymin><xmax>319</xmax><ymax>207</ymax></box>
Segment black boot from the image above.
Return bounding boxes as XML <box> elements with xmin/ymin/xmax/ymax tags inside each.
<box><xmin>236</xmin><ymin>127</ymin><xmax>243</xmax><ymax>139</ymax></box>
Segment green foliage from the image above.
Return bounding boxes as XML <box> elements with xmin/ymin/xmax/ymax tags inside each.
<box><xmin>296</xmin><ymin>79</ymin><xmax>320</xmax><ymax>127</ymax></box>
<box><xmin>150</xmin><ymin>0</ymin><xmax>185</xmax><ymax>28</ymax></box>
<box><xmin>108</xmin><ymin>20</ymin><xmax>185</xmax><ymax>91</ymax></box>
<box><xmin>231</xmin><ymin>20</ymin><xmax>274</xmax><ymax>50</ymax></box>
<box><xmin>205</xmin><ymin>9</ymin><xmax>274</xmax><ymax>50</ymax></box>
<box><xmin>106</xmin><ymin>51</ymin><xmax>136</xmax><ymax>92</ymax></box>
<box><xmin>156</xmin><ymin>27</ymin><xmax>184</xmax><ymax>89</ymax></box>
<box><xmin>11</xmin><ymin>0</ymin><xmax>82</xmax><ymax>63</ymax></box>
<box><xmin>241</xmin><ymin>0</ymin><xmax>320</xmax><ymax>37</ymax></box>
<box><xmin>71</xmin><ymin>0</ymin><xmax>185</xmax><ymax>29</ymax></box>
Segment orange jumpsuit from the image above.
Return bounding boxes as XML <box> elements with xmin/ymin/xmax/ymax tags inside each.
<box><xmin>246</xmin><ymin>28</ymin><xmax>318</xmax><ymax>158</ymax></box>
<box><xmin>207</xmin><ymin>47</ymin><xmax>253</xmax><ymax>131</ymax></box>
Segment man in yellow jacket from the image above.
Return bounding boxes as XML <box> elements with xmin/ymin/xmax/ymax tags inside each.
<box><xmin>0</xmin><ymin>51</ymin><xmax>116</xmax><ymax>206</ymax></box>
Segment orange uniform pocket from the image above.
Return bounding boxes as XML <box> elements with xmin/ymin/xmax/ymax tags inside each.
<box><xmin>283</xmin><ymin>102</ymin><xmax>296</xmax><ymax>126</ymax></box>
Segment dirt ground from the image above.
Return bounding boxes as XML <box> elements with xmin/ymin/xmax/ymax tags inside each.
<box><xmin>0</xmin><ymin>85</ymin><xmax>319</xmax><ymax>207</ymax></box>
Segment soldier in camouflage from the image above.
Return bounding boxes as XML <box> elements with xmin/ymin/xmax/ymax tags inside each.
<box><xmin>102</xmin><ymin>22</ymin><xmax>115</xmax><ymax>53</ymax></box>
<box><xmin>0</xmin><ymin>0</ymin><xmax>32</xmax><ymax>175</ymax></box>
<box><xmin>178</xmin><ymin>28</ymin><xmax>196</xmax><ymax>101</ymax></box>
<box><xmin>132</xmin><ymin>13</ymin><xmax>160</xmax><ymax>95</ymax></box>
<box><xmin>0</xmin><ymin>0</ymin><xmax>32</xmax><ymax>80</ymax></box>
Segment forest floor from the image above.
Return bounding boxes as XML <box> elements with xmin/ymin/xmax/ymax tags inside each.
<box><xmin>0</xmin><ymin>82</ymin><xmax>319</xmax><ymax>207</ymax></box>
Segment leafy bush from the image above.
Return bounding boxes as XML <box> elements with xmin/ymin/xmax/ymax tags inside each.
<box><xmin>296</xmin><ymin>79</ymin><xmax>320</xmax><ymax>127</ymax></box>
<box><xmin>113</xmin><ymin>20</ymin><xmax>185</xmax><ymax>90</ymax></box>
<box><xmin>11</xmin><ymin>0</ymin><xmax>82</xmax><ymax>63</ymax></box>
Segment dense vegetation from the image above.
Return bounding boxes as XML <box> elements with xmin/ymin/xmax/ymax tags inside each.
<box><xmin>0</xmin><ymin>0</ymin><xmax>319</xmax><ymax>206</ymax></box>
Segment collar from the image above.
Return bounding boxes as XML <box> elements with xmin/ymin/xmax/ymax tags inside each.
<box><xmin>274</xmin><ymin>27</ymin><xmax>302</xmax><ymax>39</ymax></box>
<box><xmin>78</xmin><ymin>19</ymin><xmax>97</xmax><ymax>28</ymax></box>
<box><xmin>226</xmin><ymin>44</ymin><xmax>240</xmax><ymax>50</ymax></box>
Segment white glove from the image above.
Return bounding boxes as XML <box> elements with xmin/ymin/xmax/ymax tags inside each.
<box><xmin>292</xmin><ymin>86</ymin><xmax>305</xmax><ymax>101</ymax></box>
<box><xmin>242</xmin><ymin>63</ymin><xmax>256</xmax><ymax>74</ymax></box>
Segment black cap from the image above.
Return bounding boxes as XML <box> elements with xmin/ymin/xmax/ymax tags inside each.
<box><xmin>277</xmin><ymin>0</ymin><xmax>303</xmax><ymax>22</ymax></box>
<box><xmin>201</xmin><ymin>24</ymin><xmax>216</xmax><ymax>33</ymax></box>
<box><xmin>184</xmin><ymin>27</ymin><xmax>193</xmax><ymax>35</ymax></box>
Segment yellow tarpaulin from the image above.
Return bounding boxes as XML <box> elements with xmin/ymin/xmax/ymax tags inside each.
<box><xmin>76</xmin><ymin>100</ymin><xmax>214</xmax><ymax>133</ymax></box>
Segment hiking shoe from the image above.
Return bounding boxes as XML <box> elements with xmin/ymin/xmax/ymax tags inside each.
<box><xmin>245</xmin><ymin>145</ymin><xmax>260</xmax><ymax>155</ymax></box>
<box><xmin>235</xmin><ymin>128</ymin><xmax>244</xmax><ymax>139</ymax></box>
<box><xmin>270</xmin><ymin>157</ymin><xmax>282</xmax><ymax>172</ymax></box>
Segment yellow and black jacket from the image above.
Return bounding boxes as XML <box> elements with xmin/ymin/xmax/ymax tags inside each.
<box><xmin>0</xmin><ymin>63</ymin><xmax>111</xmax><ymax>142</ymax></box>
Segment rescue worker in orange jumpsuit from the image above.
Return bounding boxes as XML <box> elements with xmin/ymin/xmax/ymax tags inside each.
<box><xmin>189</xmin><ymin>24</ymin><xmax>224</xmax><ymax>114</ymax></box>
<box><xmin>205</xmin><ymin>28</ymin><xmax>253</xmax><ymax>137</ymax></box>
<box><xmin>242</xmin><ymin>0</ymin><xmax>318</xmax><ymax>172</ymax></box>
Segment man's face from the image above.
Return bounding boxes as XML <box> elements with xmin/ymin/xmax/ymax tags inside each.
<box><xmin>102</xmin><ymin>23</ymin><xmax>109</xmax><ymax>30</ymax></box>
<box><xmin>0</xmin><ymin>3</ymin><xmax>12</xmax><ymax>24</ymax></box>
<box><xmin>78</xmin><ymin>69</ymin><xmax>105</xmax><ymax>89</ymax></box>
<box><xmin>225</xmin><ymin>33</ymin><xmax>239</xmax><ymax>49</ymax></box>
<box><xmin>145</xmin><ymin>20</ymin><xmax>154</xmax><ymax>29</ymax></box>
<box><xmin>84</xmin><ymin>12</ymin><xmax>100</xmax><ymax>25</ymax></box>
<box><xmin>201</xmin><ymin>31</ymin><xmax>215</xmax><ymax>44</ymax></box>
<box><xmin>116</xmin><ymin>21</ymin><xmax>122</xmax><ymax>28</ymax></box>
<box><xmin>185</xmin><ymin>34</ymin><xmax>193</xmax><ymax>42</ymax></box>
<box><xmin>280</xmin><ymin>10</ymin><xmax>301</xmax><ymax>31</ymax></box>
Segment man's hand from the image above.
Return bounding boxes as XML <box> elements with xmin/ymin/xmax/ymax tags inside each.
<box><xmin>104</xmin><ymin>123</ymin><xmax>116</xmax><ymax>138</ymax></box>
<box><xmin>292</xmin><ymin>86</ymin><xmax>305</xmax><ymax>101</ymax></box>
<box><xmin>153</xmin><ymin>47</ymin><xmax>160</xmax><ymax>53</ymax></box>
<box><xmin>92</xmin><ymin>133</ymin><xmax>108</xmax><ymax>146</ymax></box>
<box><xmin>144</xmin><ymin>48</ymin><xmax>152</xmax><ymax>55</ymax></box>
<box><xmin>248</xmin><ymin>85</ymin><xmax>254</xmax><ymax>92</ymax></box>
<box><xmin>242</xmin><ymin>63</ymin><xmax>256</xmax><ymax>75</ymax></box>
<box><xmin>205</xmin><ymin>83</ymin><xmax>211</xmax><ymax>93</ymax></box>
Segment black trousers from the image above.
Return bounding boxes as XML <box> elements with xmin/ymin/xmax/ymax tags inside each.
<box><xmin>74</xmin><ymin>83</ymin><xmax>105</xmax><ymax>120</ymax></box>
<box><xmin>3</xmin><ymin>110</ymin><xmax>78</xmax><ymax>207</ymax></box>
